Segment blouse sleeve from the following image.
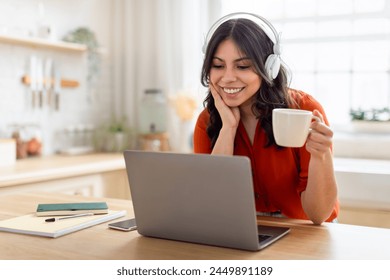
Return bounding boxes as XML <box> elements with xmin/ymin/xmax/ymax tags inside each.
<box><xmin>193</xmin><ymin>109</ymin><xmax>212</xmax><ymax>154</ymax></box>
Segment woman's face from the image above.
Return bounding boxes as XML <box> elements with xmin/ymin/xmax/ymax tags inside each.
<box><xmin>209</xmin><ymin>38</ymin><xmax>262</xmax><ymax>110</ymax></box>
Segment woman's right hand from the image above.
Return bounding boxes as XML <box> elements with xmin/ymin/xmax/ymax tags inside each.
<box><xmin>209</xmin><ymin>83</ymin><xmax>240</xmax><ymax>155</ymax></box>
<box><xmin>210</xmin><ymin>83</ymin><xmax>240</xmax><ymax>129</ymax></box>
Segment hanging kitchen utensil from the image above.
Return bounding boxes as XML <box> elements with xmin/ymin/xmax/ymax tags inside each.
<box><xmin>36</xmin><ymin>57</ymin><xmax>44</xmax><ymax>108</ymax></box>
<box><xmin>44</xmin><ymin>58</ymin><xmax>53</xmax><ymax>108</ymax></box>
<box><xmin>54</xmin><ymin>64</ymin><xmax>61</xmax><ymax>111</ymax></box>
<box><xmin>29</xmin><ymin>55</ymin><xmax>37</xmax><ymax>109</ymax></box>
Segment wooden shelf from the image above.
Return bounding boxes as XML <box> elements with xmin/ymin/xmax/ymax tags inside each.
<box><xmin>0</xmin><ymin>34</ymin><xmax>87</xmax><ymax>52</ymax></box>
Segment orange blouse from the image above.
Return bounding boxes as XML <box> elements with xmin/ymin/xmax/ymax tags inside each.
<box><xmin>193</xmin><ymin>89</ymin><xmax>339</xmax><ymax>222</ymax></box>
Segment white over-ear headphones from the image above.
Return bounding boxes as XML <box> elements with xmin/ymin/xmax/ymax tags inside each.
<box><xmin>202</xmin><ymin>12</ymin><xmax>282</xmax><ymax>80</ymax></box>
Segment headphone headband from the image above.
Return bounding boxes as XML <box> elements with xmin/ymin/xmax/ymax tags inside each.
<box><xmin>203</xmin><ymin>12</ymin><xmax>281</xmax><ymax>54</ymax></box>
<box><xmin>202</xmin><ymin>12</ymin><xmax>282</xmax><ymax>80</ymax></box>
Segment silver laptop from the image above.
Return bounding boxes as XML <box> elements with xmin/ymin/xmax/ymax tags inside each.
<box><xmin>123</xmin><ymin>150</ymin><xmax>290</xmax><ymax>251</ymax></box>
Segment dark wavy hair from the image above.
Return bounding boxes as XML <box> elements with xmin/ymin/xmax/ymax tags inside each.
<box><xmin>201</xmin><ymin>18</ymin><xmax>294</xmax><ymax>148</ymax></box>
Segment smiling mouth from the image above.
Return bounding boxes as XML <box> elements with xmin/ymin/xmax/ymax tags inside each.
<box><xmin>222</xmin><ymin>87</ymin><xmax>244</xmax><ymax>94</ymax></box>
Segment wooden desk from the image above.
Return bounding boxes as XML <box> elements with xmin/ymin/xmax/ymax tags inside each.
<box><xmin>1</xmin><ymin>192</ymin><xmax>390</xmax><ymax>260</ymax></box>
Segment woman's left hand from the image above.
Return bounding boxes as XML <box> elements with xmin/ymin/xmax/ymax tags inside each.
<box><xmin>305</xmin><ymin>109</ymin><xmax>333</xmax><ymax>159</ymax></box>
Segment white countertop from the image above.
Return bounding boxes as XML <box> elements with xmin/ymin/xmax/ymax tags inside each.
<box><xmin>334</xmin><ymin>157</ymin><xmax>390</xmax><ymax>175</ymax></box>
<box><xmin>0</xmin><ymin>153</ymin><xmax>125</xmax><ymax>188</ymax></box>
<box><xmin>334</xmin><ymin>157</ymin><xmax>390</xmax><ymax>210</ymax></box>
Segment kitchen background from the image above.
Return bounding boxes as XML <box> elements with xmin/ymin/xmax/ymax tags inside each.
<box><xmin>0</xmin><ymin>0</ymin><xmax>208</xmax><ymax>157</ymax></box>
<box><xmin>1</xmin><ymin>0</ymin><xmax>390</xmax><ymax>158</ymax></box>
<box><xmin>0</xmin><ymin>0</ymin><xmax>389</xmax><ymax>228</ymax></box>
<box><xmin>0</xmin><ymin>0</ymin><xmax>123</xmax><ymax>156</ymax></box>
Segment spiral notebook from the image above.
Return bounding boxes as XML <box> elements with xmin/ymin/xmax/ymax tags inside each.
<box><xmin>0</xmin><ymin>210</ymin><xmax>126</xmax><ymax>238</ymax></box>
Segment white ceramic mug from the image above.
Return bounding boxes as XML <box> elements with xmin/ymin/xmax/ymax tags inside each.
<box><xmin>272</xmin><ymin>109</ymin><xmax>320</xmax><ymax>147</ymax></box>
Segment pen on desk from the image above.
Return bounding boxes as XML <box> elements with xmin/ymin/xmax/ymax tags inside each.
<box><xmin>45</xmin><ymin>213</ymin><xmax>94</xmax><ymax>222</ymax></box>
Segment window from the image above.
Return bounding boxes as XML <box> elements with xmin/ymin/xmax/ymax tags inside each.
<box><xmin>221</xmin><ymin>0</ymin><xmax>390</xmax><ymax>126</ymax></box>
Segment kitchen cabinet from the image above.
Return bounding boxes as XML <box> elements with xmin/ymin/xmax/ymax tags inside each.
<box><xmin>0</xmin><ymin>153</ymin><xmax>130</xmax><ymax>200</ymax></box>
<box><xmin>334</xmin><ymin>157</ymin><xmax>390</xmax><ymax>228</ymax></box>
<box><xmin>338</xmin><ymin>207</ymin><xmax>390</xmax><ymax>228</ymax></box>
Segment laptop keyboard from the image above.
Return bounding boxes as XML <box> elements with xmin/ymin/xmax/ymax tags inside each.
<box><xmin>258</xmin><ymin>234</ymin><xmax>272</xmax><ymax>243</ymax></box>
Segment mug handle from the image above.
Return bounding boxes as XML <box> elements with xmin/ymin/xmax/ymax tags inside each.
<box><xmin>309</xmin><ymin>115</ymin><xmax>322</xmax><ymax>133</ymax></box>
<box><xmin>311</xmin><ymin>115</ymin><xmax>321</xmax><ymax>123</ymax></box>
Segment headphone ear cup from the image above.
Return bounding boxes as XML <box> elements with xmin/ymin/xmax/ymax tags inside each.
<box><xmin>264</xmin><ymin>54</ymin><xmax>281</xmax><ymax>80</ymax></box>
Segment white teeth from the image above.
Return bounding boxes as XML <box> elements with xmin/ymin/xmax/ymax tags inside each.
<box><xmin>223</xmin><ymin>87</ymin><xmax>243</xmax><ymax>94</ymax></box>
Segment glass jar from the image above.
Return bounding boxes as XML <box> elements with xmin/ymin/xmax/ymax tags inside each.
<box><xmin>139</xmin><ymin>89</ymin><xmax>168</xmax><ymax>134</ymax></box>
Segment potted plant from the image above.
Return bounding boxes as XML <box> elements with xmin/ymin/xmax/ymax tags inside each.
<box><xmin>63</xmin><ymin>27</ymin><xmax>101</xmax><ymax>100</ymax></box>
<box><xmin>106</xmin><ymin>116</ymin><xmax>132</xmax><ymax>152</ymax></box>
<box><xmin>350</xmin><ymin>107</ymin><xmax>390</xmax><ymax>133</ymax></box>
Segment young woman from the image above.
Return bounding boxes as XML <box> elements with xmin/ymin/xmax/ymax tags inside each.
<box><xmin>193</xmin><ymin>14</ymin><xmax>338</xmax><ymax>224</ymax></box>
